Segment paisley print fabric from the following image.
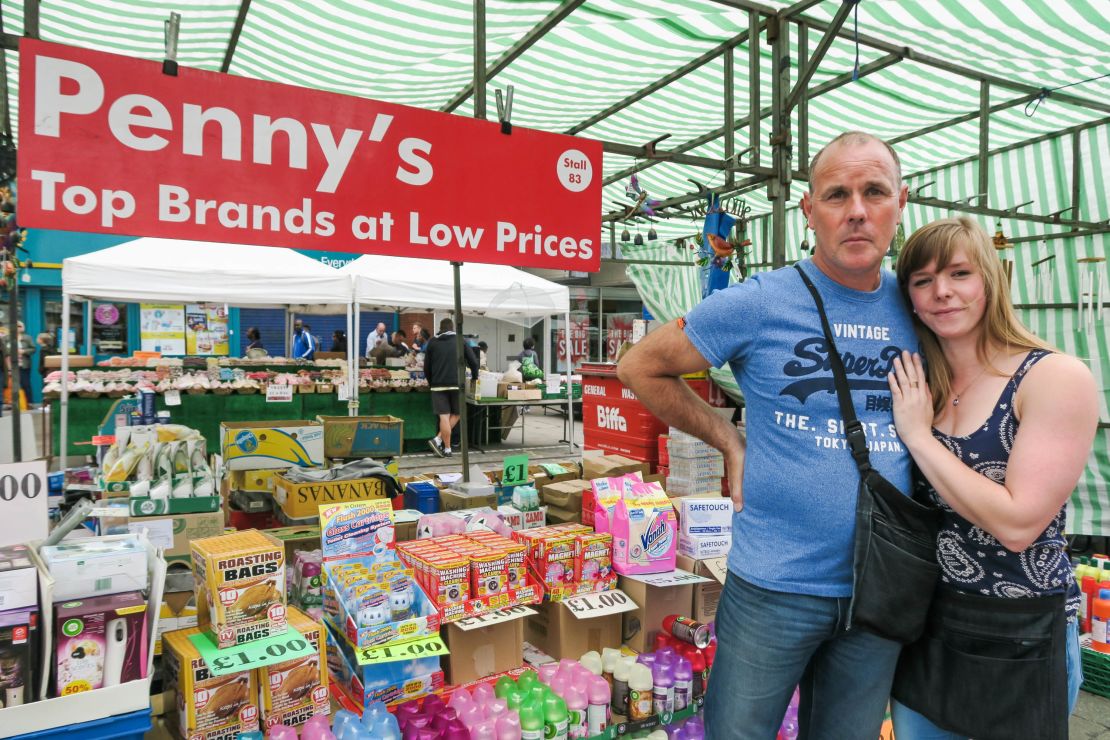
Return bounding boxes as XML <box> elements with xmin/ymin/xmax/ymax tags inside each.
<box><xmin>918</xmin><ymin>349</ymin><xmax>1079</xmax><ymax>621</ymax></box>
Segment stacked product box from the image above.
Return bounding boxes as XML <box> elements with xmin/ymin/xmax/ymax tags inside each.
<box><xmin>395</xmin><ymin>532</ymin><xmax>538</xmax><ymax>622</ymax></box>
<box><xmin>512</xmin><ymin>524</ymin><xmax>616</xmax><ymax>600</ymax></box>
<box><xmin>666</xmin><ymin>429</ymin><xmax>725</xmax><ymax>497</ymax></box>
<box><xmin>674</xmin><ymin>497</ymin><xmax>734</xmax><ymax>560</ymax></box>
<box><xmin>324</xmin><ymin>620</ymin><xmax>443</xmax><ymax>709</ymax></box>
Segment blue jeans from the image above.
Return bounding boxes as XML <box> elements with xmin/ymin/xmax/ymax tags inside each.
<box><xmin>891</xmin><ymin>619</ymin><xmax>1083</xmax><ymax>739</ymax></box>
<box><xmin>704</xmin><ymin>574</ymin><xmax>901</xmax><ymax>739</ymax></box>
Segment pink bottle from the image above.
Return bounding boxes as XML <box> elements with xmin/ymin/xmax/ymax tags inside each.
<box><xmin>472</xmin><ymin>717</ymin><xmax>499</xmax><ymax>740</ymax></box>
<box><xmin>489</xmin><ymin>698</ymin><xmax>508</xmax><ymax>717</ymax></box>
<box><xmin>268</xmin><ymin>726</ymin><xmax>298</xmax><ymax>740</ymax></box>
<box><xmin>449</xmin><ymin>687</ymin><xmax>475</xmax><ymax>713</ymax></box>
<box><xmin>443</xmin><ymin>720</ymin><xmax>470</xmax><ymax>740</ymax></box>
<box><xmin>586</xmin><ymin>674</ymin><xmax>611</xmax><ymax>736</ymax></box>
<box><xmin>459</xmin><ymin>703</ymin><xmax>485</xmax><ymax>728</ymax></box>
<box><xmin>423</xmin><ymin>694</ymin><xmax>446</xmax><ymax>716</ymax></box>
<box><xmin>496</xmin><ymin>712</ymin><xmax>523</xmax><ymax>740</ymax></box>
<box><xmin>433</xmin><ymin>708</ymin><xmax>459</xmax><ymax>731</ymax></box>
<box><xmin>538</xmin><ymin>663</ymin><xmax>559</xmax><ymax>684</ymax></box>
<box><xmin>473</xmin><ymin>682</ymin><xmax>497</xmax><ymax>707</ymax></box>
<box><xmin>565</xmin><ymin>684</ymin><xmax>588</xmax><ymax>739</ymax></box>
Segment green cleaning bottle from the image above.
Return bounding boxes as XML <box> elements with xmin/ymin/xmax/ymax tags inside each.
<box><xmin>495</xmin><ymin>674</ymin><xmax>518</xmax><ymax>699</ymax></box>
<box><xmin>521</xmin><ymin>699</ymin><xmax>545</xmax><ymax>740</ymax></box>
<box><xmin>544</xmin><ymin>692</ymin><xmax>570</xmax><ymax>740</ymax></box>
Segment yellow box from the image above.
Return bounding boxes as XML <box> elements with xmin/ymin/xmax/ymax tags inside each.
<box><xmin>230</xmin><ymin>469</ymin><xmax>278</xmax><ymax>492</ymax></box>
<box><xmin>273</xmin><ymin>474</ymin><xmax>391</xmax><ymax>520</ymax></box>
<box><xmin>164</xmin><ymin>627</ymin><xmax>261</xmax><ymax>740</ymax></box>
<box><xmin>257</xmin><ymin>607</ymin><xmax>330</xmax><ymax>731</ymax></box>
<box><xmin>220</xmin><ymin>420</ymin><xmax>324</xmax><ymax>471</ymax></box>
<box><xmin>192</xmin><ymin>529</ymin><xmax>287</xmax><ymax>649</ymax></box>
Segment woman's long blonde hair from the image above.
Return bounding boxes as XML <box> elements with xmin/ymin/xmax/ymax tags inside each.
<box><xmin>895</xmin><ymin>217</ymin><xmax>1051</xmax><ymax>414</ymax></box>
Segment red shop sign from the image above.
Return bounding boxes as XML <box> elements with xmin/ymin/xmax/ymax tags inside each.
<box><xmin>17</xmin><ymin>39</ymin><xmax>602</xmax><ymax>272</ymax></box>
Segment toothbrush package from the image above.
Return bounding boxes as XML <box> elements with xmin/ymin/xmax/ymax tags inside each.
<box><xmin>52</xmin><ymin>590</ymin><xmax>148</xmax><ymax>696</ymax></box>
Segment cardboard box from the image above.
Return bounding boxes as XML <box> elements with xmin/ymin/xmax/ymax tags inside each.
<box><xmin>273</xmin><ymin>474</ymin><xmax>391</xmax><ymax>520</ymax></box>
<box><xmin>393</xmin><ymin>509</ymin><xmax>423</xmax><ymax>542</ymax></box>
<box><xmin>128</xmin><ymin>510</ymin><xmax>225</xmax><ymax>566</ymax></box>
<box><xmin>439</xmin><ymin>487</ymin><xmax>499</xmax><ymax>512</ymax></box>
<box><xmin>41</xmin><ymin>534</ymin><xmax>149</xmax><ymax>601</ymax></box>
<box><xmin>44</xmin><ymin>354</ymin><xmax>94</xmax><ymax>369</ymax></box>
<box><xmin>220</xmin><ymin>420</ymin><xmax>324</xmax><ymax>471</ymax></box>
<box><xmin>324</xmin><ymin>620</ymin><xmax>442</xmax><ymax>707</ymax></box>
<box><xmin>497</xmin><ymin>505</ymin><xmax>547</xmax><ymax>531</ymax></box>
<box><xmin>544</xmin><ymin>504</ymin><xmax>580</xmax><ymax>525</ymax></box>
<box><xmin>316</xmin><ymin>415</ymin><xmax>404</xmax><ymax>459</ymax></box>
<box><xmin>164</xmin><ymin>627</ymin><xmax>261</xmax><ymax>740</ymax></box>
<box><xmin>523</xmin><ymin>600</ymin><xmax>624</xmax><ymax>660</ymax></box>
<box><xmin>264</xmin><ymin>525</ymin><xmax>322</xmax><ymax>565</ymax></box>
<box><xmin>443</xmin><ymin>616</ymin><xmax>525</xmax><ymax>685</ymax></box>
<box><xmin>674</xmin><ymin>555</ymin><xmax>727</xmax><ymax>625</ymax></box>
<box><xmin>191</xmin><ymin>529</ymin><xmax>287</xmax><ymax>649</ymax></box>
<box><xmin>230</xmin><ymin>469</ymin><xmax>278</xmax><ymax>492</ymax></box>
<box><xmin>618</xmin><ymin>575</ymin><xmax>695</xmax><ymax>653</ymax></box>
<box><xmin>676</xmin><ymin>535</ymin><xmax>732</xmax><ymax>560</ymax></box>
<box><xmin>497</xmin><ymin>381</ymin><xmax>525</xmax><ymax>398</ymax></box>
<box><xmin>673</xmin><ymin>497</ymin><xmax>732</xmax><ymax>537</ymax></box>
<box><xmin>539</xmin><ymin>479</ymin><xmax>591</xmax><ymax>512</ymax></box>
<box><xmin>154</xmin><ymin>590</ymin><xmax>198</xmax><ymax>656</ymax></box>
<box><xmin>507</xmin><ymin>388</ymin><xmax>542</xmax><ymax>401</ymax></box>
<box><xmin>583</xmin><ymin>454</ymin><xmax>650</xmax><ymax>481</ymax></box>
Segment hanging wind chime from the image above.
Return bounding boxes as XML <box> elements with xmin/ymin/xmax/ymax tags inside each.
<box><xmin>1077</xmin><ymin>256</ymin><xmax>1107</xmax><ymax>333</ymax></box>
<box><xmin>992</xmin><ymin>218</ymin><xmax>1014</xmax><ymax>286</ymax></box>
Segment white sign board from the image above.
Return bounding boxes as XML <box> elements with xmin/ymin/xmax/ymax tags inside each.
<box><xmin>563</xmin><ymin>589</ymin><xmax>639</xmax><ymax>619</ymax></box>
<box><xmin>452</xmin><ymin>605</ymin><xmax>536</xmax><ymax>631</ymax></box>
<box><xmin>0</xmin><ymin>460</ymin><xmax>49</xmax><ymax>547</ymax></box>
<box><xmin>266</xmin><ymin>384</ymin><xmax>294</xmax><ymax>402</ymax></box>
<box><xmin>618</xmin><ymin>568</ymin><xmax>712</xmax><ymax>588</ymax></box>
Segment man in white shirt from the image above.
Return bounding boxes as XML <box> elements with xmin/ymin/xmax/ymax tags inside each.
<box><xmin>365</xmin><ymin>322</ymin><xmax>389</xmax><ymax>359</ymax></box>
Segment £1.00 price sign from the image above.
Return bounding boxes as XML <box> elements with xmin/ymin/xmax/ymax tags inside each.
<box><xmin>188</xmin><ymin>628</ymin><xmax>314</xmax><ymax>676</ymax></box>
<box><xmin>357</xmin><ymin>635</ymin><xmax>450</xmax><ymax>666</ymax></box>
<box><xmin>563</xmin><ymin>589</ymin><xmax>639</xmax><ymax>619</ymax></box>
<box><xmin>453</xmin><ymin>605</ymin><xmax>536</xmax><ymax>632</ymax></box>
<box><xmin>0</xmin><ymin>461</ymin><xmax>48</xmax><ymax>548</ymax></box>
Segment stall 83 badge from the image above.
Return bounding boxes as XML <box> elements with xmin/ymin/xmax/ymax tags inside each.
<box><xmin>557</xmin><ymin>149</ymin><xmax>592</xmax><ymax>193</ymax></box>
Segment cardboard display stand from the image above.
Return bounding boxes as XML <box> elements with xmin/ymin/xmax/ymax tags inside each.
<box><xmin>443</xmin><ymin>616</ymin><xmax>526</xmax><ymax>685</ymax></box>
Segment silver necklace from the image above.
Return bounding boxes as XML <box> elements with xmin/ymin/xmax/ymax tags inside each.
<box><xmin>951</xmin><ymin>361</ymin><xmax>993</xmax><ymax>407</ymax></box>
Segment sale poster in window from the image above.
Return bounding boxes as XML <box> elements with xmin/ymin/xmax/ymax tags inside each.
<box><xmin>139</xmin><ymin>303</ymin><xmax>185</xmax><ymax>355</ymax></box>
<box><xmin>605</xmin><ymin>313</ymin><xmax>637</xmax><ymax>362</ymax></box>
<box><xmin>185</xmin><ymin>304</ymin><xmax>230</xmax><ymax>356</ymax></box>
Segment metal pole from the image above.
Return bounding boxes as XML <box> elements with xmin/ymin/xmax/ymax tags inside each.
<box><xmin>60</xmin><ymin>293</ymin><xmax>70</xmax><ymax>470</ymax></box>
<box><xmin>453</xmin><ymin>263</ymin><xmax>469</xmax><ymax>481</ymax></box>
<box><xmin>346</xmin><ymin>302</ymin><xmax>355</xmax><ymax>416</ymax></box>
<box><xmin>565</xmin><ymin>309</ymin><xmax>573</xmax><ymax>455</ymax></box>
<box><xmin>797</xmin><ymin>22</ymin><xmax>809</xmax><ymax>175</ymax></box>
<box><xmin>84</xmin><ymin>300</ymin><xmax>92</xmax><ymax>357</ymax></box>
<box><xmin>353</xmin><ymin>301</ymin><xmax>361</xmax><ymax>413</ymax></box>
<box><xmin>748</xmin><ymin>10</ymin><xmax>761</xmax><ymax>168</ymax></box>
<box><xmin>1071</xmin><ymin>130</ymin><xmax>1082</xmax><ymax>227</ymax></box>
<box><xmin>769</xmin><ymin>14</ymin><xmax>790</xmax><ymax>268</ymax></box>
<box><xmin>978</xmin><ymin>81</ymin><xmax>990</xmax><ymax>207</ymax></box>
<box><xmin>724</xmin><ymin>47</ymin><xmax>735</xmax><ymax>187</ymax></box>
<box><xmin>473</xmin><ymin>0</ymin><xmax>486</xmax><ymax>120</ymax></box>
<box><xmin>7</xmin><ymin>265</ymin><xmax>21</xmax><ymax>460</ymax></box>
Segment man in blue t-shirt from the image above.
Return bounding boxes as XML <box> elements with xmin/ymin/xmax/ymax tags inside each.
<box><xmin>618</xmin><ymin>132</ymin><xmax>915</xmax><ymax>739</ymax></box>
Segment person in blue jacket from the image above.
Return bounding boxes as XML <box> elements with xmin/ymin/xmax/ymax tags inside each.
<box><xmin>292</xmin><ymin>319</ymin><xmax>316</xmax><ymax>360</ymax></box>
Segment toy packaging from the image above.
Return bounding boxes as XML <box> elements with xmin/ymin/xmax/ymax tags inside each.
<box><xmin>257</xmin><ymin>607</ymin><xmax>330</xmax><ymax>731</ymax></box>
<box><xmin>0</xmin><ymin>607</ymin><xmax>36</xmax><ymax>707</ymax></box>
<box><xmin>191</xmin><ymin>529</ymin><xmax>287</xmax><ymax>649</ymax></box>
<box><xmin>165</xmin><ymin>627</ymin><xmax>260</xmax><ymax>740</ymax></box>
<box><xmin>611</xmin><ymin>481</ymin><xmax>677</xmax><ymax>575</ymax></box>
<box><xmin>318</xmin><ymin>500</ymin><xmax>395</xmax><ymax>561</ymax></box>
<box><xmin>324</xmin><ymin>620</ymin><xmax>443</xmax><ymax>708</ymax></box>
<box><xmin>53</xmin><ymin>591</ymin><xmax>148</xmax><ymax>695</ymax></box>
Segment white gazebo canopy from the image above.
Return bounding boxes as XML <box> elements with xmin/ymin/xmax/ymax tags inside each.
<box><xmin>62</xmin><ymin>237</ymin><xmax>354</xmax><ymax>306</ymax></box>
<box><xmin>340</xmin><ymin>254</ymin><xmax>570</xmax><ymax>327</ymax></box>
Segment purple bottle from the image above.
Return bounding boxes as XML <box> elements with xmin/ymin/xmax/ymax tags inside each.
<box><xmin>672</xmin><ymin>658</ymin><xmax>693</xmax><ymax>712</ymax></box>
<box><xmin>652</xmin><ymin>662</ymin><xmax>675</xmax><ymax>715</ymax></box>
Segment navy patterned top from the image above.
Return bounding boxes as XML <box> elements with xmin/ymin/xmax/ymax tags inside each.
<box><xmin>917</xmin><ymin>349</ymin><xmax>1080</xmax><ymax>622</ymax></box>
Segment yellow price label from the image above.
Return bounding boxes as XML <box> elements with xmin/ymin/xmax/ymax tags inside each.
<box><xmin>357</xmin><ymin>635</ymin><xmax>449</xmax><ymax>665</ymax></box>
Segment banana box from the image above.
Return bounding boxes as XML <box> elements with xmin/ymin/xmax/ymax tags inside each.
<box><xmin>192</xmin><ymin>529</ymin><xmax>287</xmax><ymax>649</ymax></box>
<box><xmin>257</xmin><ymin>607</ymin><xmax>330</xmax><ymax>731</ymax></box>
<box><xmin>220</xmin><ymin>421</ymin><xmax>324</xmax><ymax>472</ymax></box>
<box><xmin>165</xmin><ymin>627</ymin><xmax>260</xmax><ymax>740</ymax></box>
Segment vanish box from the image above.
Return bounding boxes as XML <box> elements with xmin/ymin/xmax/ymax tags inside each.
<box><xmin>610</xmin><ymin>482</ymin><xmax>676</xmax><ymax>576</ymax></box>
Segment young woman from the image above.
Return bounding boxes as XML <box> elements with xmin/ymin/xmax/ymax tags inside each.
<box><xmin>887</xmin><ymin>217</ymin><xmax>1098</xmax><ymax>739</ymax></box>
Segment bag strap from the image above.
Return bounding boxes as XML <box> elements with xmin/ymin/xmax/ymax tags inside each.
<box><xmin>793</xmin><ymin>263</ymin><xmax>874</xmax><ymax>476</ymax></box>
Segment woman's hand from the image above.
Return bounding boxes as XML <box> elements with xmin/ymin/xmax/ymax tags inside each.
<box><xmin>888</xmin><ymin>350</ymin><xmax>935</xmax><ymax>449</ymax></box>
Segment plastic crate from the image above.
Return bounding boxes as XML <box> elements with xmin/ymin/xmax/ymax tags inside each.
<box><xmin>1082</xmin><ymin>644</ymin><xmax>1110</xmax><ymax>698</ymax></box>
<box><xmin>8</xmin><ymin>708</ymin><xmax>152</xmax><ymax>740</ymax></box>
<box><xmin>404</xmin><ymin>481</ymin><xmax>441</xmax><ymax>514</ymax></box>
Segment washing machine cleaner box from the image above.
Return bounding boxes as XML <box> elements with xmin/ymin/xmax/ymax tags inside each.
<box><xmin>257</xmin><ymin>606</ymin><xmax>330</xmax><ymax>731</ymax></box>
<box><xmin>611</xmin><ymin>482</ymin><xmax>677</xmax><ymax>575</ymax></box>
<box><xmin>52</xmin><ymin>590</ymin><xmax>147</xmax><ymax>696</ymax></box>
<box><xmin>192</xmin><ymin>529</ymin><xmax>287</xmax><ymax>649</ymax></box>
<box><xmin>165</xmin><ymin>627</ymin><xmax>260</xmax><ymax>740</ymax></box>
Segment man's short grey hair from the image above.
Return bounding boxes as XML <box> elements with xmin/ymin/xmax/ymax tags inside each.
<box><xmin>808</xmin><ymin>131</ymin><xmax>902</xmax><ymax>185</ymax></box>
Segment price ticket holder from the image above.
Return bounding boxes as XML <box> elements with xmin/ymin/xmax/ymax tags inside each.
<box><xmin>189</xmin><ymin>626</ymin><xmax>315</xmax><ymax>676</ymax></box>
<box><xmin>562</xmin><ymin>589</ymin><xmax>639</xmax><ymax>619</ymax></box>
<box><xmin>356</xmin><ymin>633</ymin><xmax>451</xmax><ymax>666</ymax></box>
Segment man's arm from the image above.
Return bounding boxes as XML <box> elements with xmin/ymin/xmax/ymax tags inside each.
<box><xmin>616</xmin><ymin>320</ymin><xmax>746</xmax><ymax>508</ymax></box>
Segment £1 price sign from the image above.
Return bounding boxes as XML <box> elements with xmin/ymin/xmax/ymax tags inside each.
<box><xmin>0</xmin><ymin>461</ymin><xmax>48</xmax><ymax>548</ymax></box>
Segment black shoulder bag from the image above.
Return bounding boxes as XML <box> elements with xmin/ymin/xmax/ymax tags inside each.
<box><xmin>794</xmin><ymin>264</ymin><xmax>942</xmax><ymax>644</ymax></box>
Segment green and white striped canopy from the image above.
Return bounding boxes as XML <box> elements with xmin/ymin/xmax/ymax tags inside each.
<box><xmin>1</xmin><ymin>0</ymin><xmax>1106</xmax><ymax>530</ymax></box>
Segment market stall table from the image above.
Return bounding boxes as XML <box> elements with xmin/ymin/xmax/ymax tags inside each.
<box><xmin>466</xmin><ymin>396</ymin><xmax>577</xmax><ymax>453</ymax></box>
<box><xmin>49</xmin><ymin>391</ymin><xmax>439</xmax><ymax>460</ymax></box>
